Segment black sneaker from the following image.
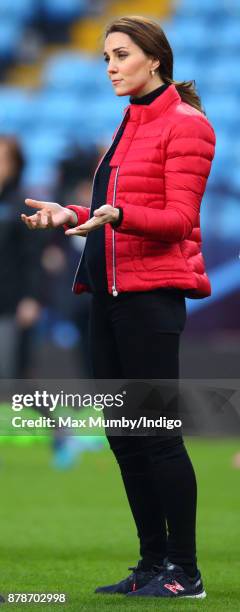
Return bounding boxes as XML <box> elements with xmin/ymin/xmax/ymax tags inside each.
<box><xmin>127</xmin><ymin>562</ymin><xmax>206</xmax><ymax>598</ymax></box>
<box><xmin>95</xmin><ymin>560</ymin><xmax>164</xmax><ymax>594</ymax></box>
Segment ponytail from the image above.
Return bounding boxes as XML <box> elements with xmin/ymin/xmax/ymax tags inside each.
<box><xmin>163</xmin><ymin>77</ymin><xmax>205</xmax><ymax>114</ymax></box>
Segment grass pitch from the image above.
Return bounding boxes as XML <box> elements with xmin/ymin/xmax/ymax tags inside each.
<box><xmin>0</xmin><ymin>439</ymin><xmax>240</xmax><ymax>611</ymax></box>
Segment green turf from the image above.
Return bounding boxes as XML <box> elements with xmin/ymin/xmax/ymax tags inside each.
<box><xmin>0</xmin><ymin>439</ymin><xmax>240</xmax><ymax>611</ymax></box>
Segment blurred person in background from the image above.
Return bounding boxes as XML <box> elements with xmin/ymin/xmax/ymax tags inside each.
<box><xmin>0</xmin><ymin>138</ymin><xmax>102</xmax><ymax>465</ymax></box>
<box><xmin>21</xmin><ymin>16</ymin><xmax>215</xmax><ymax>600</ymax></box>
<box><xmin>52</xmin><ymin>146</ymin><xmax>99</xmax><ymax>378</ymax></box>
<box><xmin>0</xmin><ymin>136</ymin><xmax>43</xmax><ymax>378</ymax></box>
<box><xmin>42</xmin><ymin>149</ymin><xmax>105</xmax><ymax>468</ymax></box>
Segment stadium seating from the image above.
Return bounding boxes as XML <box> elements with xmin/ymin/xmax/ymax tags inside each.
<box><xmin>0</xmin><ymin>0</ymin><xmax>239</xmax><ymax>192</ymax></box>
<box><xmin>174</xmin><ymin>0</ymin><xmax>239</xmax><ymax>17</ymax></box>
<box><xmin>0</xmin><ymin>0</ymin><xmax>35</xmax><ymax>23</ymax></box>
<box><xmin>0</xmin><ymin>21</ymin><xmax>23</xmax><ymax>60</ymax></box>
<box><xmin>41</xmin><ymin>0</ymin><xmax>89</xmax><ymax>22</ymax></box>
<box><xmin>0</xmin><ymin>87</ymin><xmax>33</xmax><ymax>131</ymax></box>
<box><xmin>42</xmin><ymin>52</ymin><xmax>107</xmax><ymax>94</ymax></box>
<box><xmin>22</xmin><ymin>160</ymin><xmax>57</xmax><ymax>189</ymax></box>
<box><xmin>164</xmin><ymin>18</ymin><xmax>214</xmax><ymax>56</ymax></box>
<box><xmin>20</xmin><ymin>129</ymin><xmax>71</xmax><ymax>163</ymax></box>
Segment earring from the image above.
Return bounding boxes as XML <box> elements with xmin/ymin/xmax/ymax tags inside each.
<box><xmin>151</xmin><ymin>69</ymin><xmax>155</xmax><ymax>76</ymax></box>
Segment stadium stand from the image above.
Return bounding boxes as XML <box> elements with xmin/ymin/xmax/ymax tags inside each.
<box><xmin>0</xmin><ymin>0</ymin><xmax>239</xmax><ymax>393</ymax></box>
<box><xmin>0</xmin><ymin>0</ymin><xmax>238</xmax><ymax>192</ymax></box>
<box><xmin>0</xmin><ymin>0</ymin><xmax>239</xmax><ymax>320</ymax></box>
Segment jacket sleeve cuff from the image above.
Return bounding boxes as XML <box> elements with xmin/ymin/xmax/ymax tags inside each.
<box><xmin>63</xmin><ymin>205</ymin><xmax>90</xmax><ymax>230</ymax></box>
<box><xmin>114</xmin><ymin>203</ymin><xmax>144</xmax><ymax>235</ymax></box>
<box><xmin>110</xmin><ymin>207</ymin><xmax>123</xmax><ymax>228</ymax></box>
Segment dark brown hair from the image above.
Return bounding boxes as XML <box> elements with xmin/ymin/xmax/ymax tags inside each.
<box><xmin>104</xmin><ymin>15</ymin><xmax>204</xmax><ymax>114</ymax></box>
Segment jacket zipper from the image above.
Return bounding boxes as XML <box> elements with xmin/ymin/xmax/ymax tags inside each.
<box><xmin>111</xmin><ymin>165</ymin><xmax>120</xmax><ymax>296</ymax></box>
<box><xmin>72</xmin><ymin>108</ymin><xmax>130</xmax><ymax>293</ymax></box>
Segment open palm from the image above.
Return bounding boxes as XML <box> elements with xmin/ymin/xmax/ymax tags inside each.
<box><xmin>21</xmin><ymin>199</ymin><xmax>76</xmax><ymax>229</ymax></box>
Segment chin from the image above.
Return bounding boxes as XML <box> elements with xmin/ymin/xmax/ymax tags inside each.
<box><xmin>115</xmin><ymin>91</ymin><xmax>128</xmax><ymax>97</ymax></box>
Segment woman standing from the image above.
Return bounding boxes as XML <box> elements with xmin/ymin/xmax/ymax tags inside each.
<box><xmin>22</xmin><ymin>16</ymin><xmax>215</xmax><ymax>599</ymax></box>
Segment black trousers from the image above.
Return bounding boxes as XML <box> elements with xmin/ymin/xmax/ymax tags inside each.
<box><xmin>89</xmin><ymin>290</ymin><xmax>198</xmax><ymax>576</ymax></box>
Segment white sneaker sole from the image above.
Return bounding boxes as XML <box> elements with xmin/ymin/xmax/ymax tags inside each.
<box><xmin>183</xmin><ymin>590</ymin><xmax>207</xmax><ymax>599</ymax></box>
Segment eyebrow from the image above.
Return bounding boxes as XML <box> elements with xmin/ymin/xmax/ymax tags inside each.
<box><xmin>103</xmin><ymin>47</ymin><xmax>128</xmax><ymax>56</ymax></box>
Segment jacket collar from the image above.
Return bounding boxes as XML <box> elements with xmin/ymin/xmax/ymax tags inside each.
<box><xmin>124</xmin><ymin>84</ymin><xmax>181</xmax><ymax>124</ymax></box>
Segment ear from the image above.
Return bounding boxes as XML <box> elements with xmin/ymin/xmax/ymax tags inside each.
<box><xmin>152</xmin><ymin>60</ymin><xmax>160</xmax><ymax>72</ymax></box>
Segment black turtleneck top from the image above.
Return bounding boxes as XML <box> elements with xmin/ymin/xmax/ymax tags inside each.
<box><xmin>129</xmin><ymin>83</ymin><xmax>169</xmax><ymax>104</ymax></box>
<box><xmin>83</xmin><ymin>84</ymin><xmax>170</xmax><ymax>292</ymax></box>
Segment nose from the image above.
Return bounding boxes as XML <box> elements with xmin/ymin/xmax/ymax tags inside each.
<box><xmin>107</xmin><ymin>59</ymin><xmax>118</xmax><ymax>77</ymax></box>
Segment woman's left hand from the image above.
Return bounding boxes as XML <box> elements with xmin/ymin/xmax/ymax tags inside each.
<box><xmin>65</xmin><ymin>205</ymin><xmax>119</xmax><ymax>236</ymax></box>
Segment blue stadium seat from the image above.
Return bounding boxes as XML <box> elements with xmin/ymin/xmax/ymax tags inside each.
<box><xmin>21</xmin><ymin>129</ymin><xmax>71</xmax><ymax>163</ymax></box>
<box><xmin>215</xmin><ymin>194</ymin><xmax>240</xmax><ymax>238</ymax></box>
<box><xmin>206</xmin><ymin>57</ymin><xmax>240</xmax><ymax>91</ymax></box>
<box><xmin>0</xmin><ymin>21</ymin><xmax>23</xmax><ymax>59</ymax></box>
<box><xmin>33</xmin><ymin>91</ymin><xmax>86</xmax><ymax>128</ymax></box>
<box><xmin>213</xmin><ymin>143</ymin><xmax>234</xmax><ymax>180</ymax></box>
<box><xmin>22</xmin><ymin>160</ymin><xmax>57</xmax><ymax>188</ymax></box>
<box><xmin>42</xmin><ymin>52</ymin><xmax>107</xmax><ymax>94</ymax></box>
<box><xmin>175</xmin><ymin>0</ymin><xmax>229</xmax><ymax>17</ymax></box>
<box><xmin>216</xmin><ymin>21</ymin><xmax>240</xmax><ymax>50</ymax></box>
<box><xmin>214</xmin><ymin>130</ymin><xmax>234</xmax><ymax>159</ymax></box>
<box><xmin>42</xmin><ymin>0</ymin><xmax>89</xmax><ymax>21</ymax></box>
<box><xmin>0</xmin><ymin>87</ymin><xmax>33</xmax><ymax>129</ymax></box>
<box><xmin>232</xmin><ymin>139</ymin><xmax>240</xmax><ymax>166</ymax></box>
<box><xmin>65</xmin><ymin>94</ymin><xmax>125</xmax><ymax>146</ymax></box>
<box><xmin>165</xmin><ymin>19</ymin><xmax>213</xmax><ymax>55</ymax></box>
<box><xmin>207</xmin><ymin>158</ymin><xmax>234</xmax><ymax>185</ymax></box>
<box><xmin>231</xmin><ymin>167</ymin><xmax>240</xmax><ymax>190</ymax></box>
<box><xmin>204</xmin><ymin>93</ymin><xmax>239</xmax><ymax>131</ymax></box>
<box><xmin>173</xmin><ymin>56</ymin><xmax>200</xmax><ymax>83</ymax></box>
<box><xmin>0</xmin><ymin>0</ymin><xmax>35</xmax><ymax>23</ymax></box>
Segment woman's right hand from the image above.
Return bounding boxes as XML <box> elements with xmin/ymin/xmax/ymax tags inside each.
<box><xmin>21</xmin><ymin>199</ymin><xmax>77</xmax><ymax>230</ymax></box>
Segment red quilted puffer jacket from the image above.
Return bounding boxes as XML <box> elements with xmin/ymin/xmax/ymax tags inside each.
<box><xmin>67</xmin><ymin>84</ymin><xmax>216</xmax><ymax>298</ymax></box>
